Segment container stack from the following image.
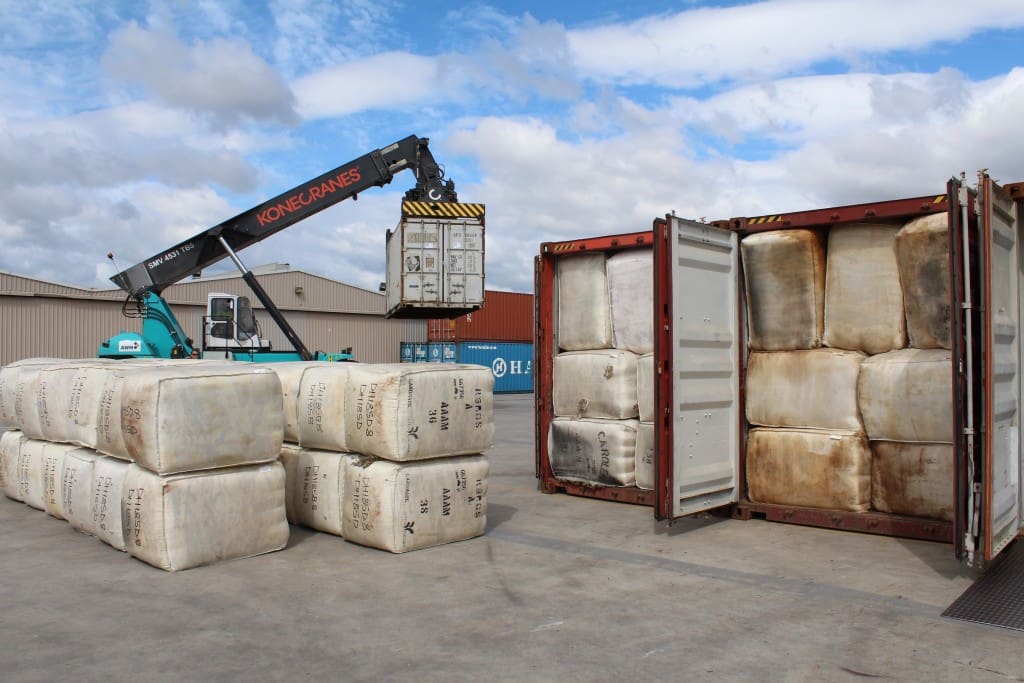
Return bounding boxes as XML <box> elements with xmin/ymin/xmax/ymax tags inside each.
<box><xmin>0</xmin><ymin>358</ymin><xmax>289</xmax><ymax>571</ymax></box>
<box><xmin>741</xmin><ymin>216</ymin><xmax>953</xmax><ymax>521</ymax></box>
<box><xmin>273</xmin><ymin>362</ymin><xmax>494</xmax><ymax>553</ymax></box>
<box><xmin>547</xmin><ymin>248</ymin><xmax>653</xmax><ymax>489</ymax></box>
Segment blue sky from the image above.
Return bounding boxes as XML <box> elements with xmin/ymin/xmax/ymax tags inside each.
<box><xmin>2</xmin><ymin>0</ymin><xmax>1023</xmax><ymax>294</ymax></box>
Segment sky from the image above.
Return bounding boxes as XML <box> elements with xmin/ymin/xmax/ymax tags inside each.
<box><xmin>2</xmin><ymin>0</ymin><xmax>1024</xmax><ymax>295</ymax></box>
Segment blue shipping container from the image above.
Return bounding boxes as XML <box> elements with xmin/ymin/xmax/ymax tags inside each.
<box><xmin>412</xmin><ymin>343</ymin><xmax>429</xmax><ymax>363</ymax></box>
<box><xmin>400</xmin><ymin>342</ymin><xmax>415</xmax><ymax>363</ymax></box>
<box><xmin>457</xmin><ymin>342</ymin><xmax>533</xmax><ymax>393</ymax></box>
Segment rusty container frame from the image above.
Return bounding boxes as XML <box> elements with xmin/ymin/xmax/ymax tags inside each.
<box><xmin>535</xmin><ymin>231</ymin><xmax>656</xmax><ymax>505</ymax></box>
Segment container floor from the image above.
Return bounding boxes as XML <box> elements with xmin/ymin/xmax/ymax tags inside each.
<box><xmin>1</xmin><ymin>395</ymin><xmax>1020</xmax><ymax>682</ymax></box>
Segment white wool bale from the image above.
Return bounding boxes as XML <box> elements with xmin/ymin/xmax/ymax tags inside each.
<box><xmin>548</xmin><ymin>417</ymin><xmax>637</xmax><ymax>487</ymax></box>
<box><xmin>824</xmin><ymin>224</ymin><xmax>907</xmax><ymax>354</ymax></box>
<box><xmin>92</xmin><ymin>456</ymin><xmax>131</xmax><ymax>550</ymax></box>
<box><xmin>41</xmin><ymin>442</ymin><xmax>72</xmax><ymax>520</ymax></box>
<box><xmin>32</xmin><ymin>364</ymin><xmax>108</xmax><ymax>443</ymax></box>
<box><xmin>268</xmin><ymin>361</ymin><xmax>332</xmax><ymax>443</ymax></box>
<box><xmin>17</xmin><ymin>438</ymin><xmax>47</xmax><ymax>510</ymax></box>
<box><xmin>279</xmin><ymin>445</ymin><xmax>358</xmax><ymax>535</ymax></box>
<box><xmin>895</xmin><ymin>214</ymin><xmax>951</xmax><ymax>349</ymax></box>
<box><xmin>607</xmin><ymin>248</ymin><xmax>653</xmax><ymax>354</ymax></box>
<box><xmin>746</xmin><ymin>428</ymin><xmax>871</xmax><ymax>512</ymax></box>
<box><xmin>857</xmin><ymin>349</ymin><xmax>953</xmax><ymax>443</ymax></box>
<box><xmin>871</xmin><ymin>441</ymin><xmax>953</xmax><ymax>521</ymax></box>
<box><xmin>0</xmin><ymin>358</ymin><xmax>63</xmax><ymax>431</ymax></box>
<box><xmin>741</xmin><ymin>230</ymin><xmax>826</xmax><ymax>351</ymax></box>
<box><xmin>553</xmin><ymin>350</ymin><xmax>639</xmax><ymax>419</ymax></box>
<box><xmin>635</xmin><ymin>422</ymin><xmax>655</xmax><ymax>491</ymax></box>
<box><xmin>557</xmin><ymin>253</ymin><xmax>612</xmax><ymax>351</ymax></box>
<box><xmin>66</xmin><ymin>363</ymin><xmax>129</xmax><ymax>450</ymax></box>
<box><xmin>1</xmin><ymin>430</ymin><xmax>26</xmax><ymax>500</ymax></box>
<box><xmin>343</xmin><ymin>454</ymin><xmax>488</xmax><ymax>553</ymax></box>
<box><xmin>118</xmin><ymin>364</ymin><xmax>283</xmax><ymax>474</ymax></box>
<box><xmin>122</xmin><ymin>462</ymin><xmax>289</xmax><ymax>572</ymax></box>
<box><xmin>745</xmin><ymin>349</ymin><xmax>865</xmax><ymax>431</ymax></box>
<box><xmin>14</xmin><ymin>361</ymin><xmax>79</xmax><ymax>440</ymax></box>
<box><xmin>62</xmin><ymin>448</ymin><xmax>98</xmax><ymax>535</ymax></box>
<box><xmin>295</xmin><ymin>364</ymin><xmax>354</xmax><ymax>451</ymax></box>
<box><xmin>343</xmin><ymin>364</ymin><xmax>495</xmax><ymax>461</ymax></box>
<box><xmin>637</xmin><ymin>353</ymin><xmax>655</xmax><ymax>423</ymax></box>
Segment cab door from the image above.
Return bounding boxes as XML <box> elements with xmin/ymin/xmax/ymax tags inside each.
<box><xmin>653</xmin><ymin>215</ymin><xmax>741</xmax><ymax>520</ymax></box>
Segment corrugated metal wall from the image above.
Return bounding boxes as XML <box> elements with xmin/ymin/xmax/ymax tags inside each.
<box><xmin>0</xmin><ymin>269</ymin><xmax>426</xmax><ymax>366</ymax></box>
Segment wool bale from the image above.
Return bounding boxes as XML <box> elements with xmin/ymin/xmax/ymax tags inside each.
<box><xmin>635</xmin><ymin>422</ymin><xmax>655</xmax><ymax>491</ymax></box>
<box><xmin>607</xmin><ymin>248</ymin><xmax>653</xmax><ymax>354</ymax></box>
<box><xmin>343</xmin><ymin>364</ymin><xmax>494</xmax><ymax>461</ymax></box>
<box><xmin>1</xmin><ymin>430</ymin><xmax>26</xmax><ymax>501</ymax></box>
<box><xmin>871</xmin><ymin>441</ymin><xmax>953</xmax><ymax>521</ymax></box>
<box><xmin>557</xmin><ymin>253</ymin><xmax>612</xmax><ymax>351</ymax></box>
<box><xmin>122</xmin><ymin>462</ymin><xmax>289</xmax><ymax>572</ymax></box>
<box><xmin>268</xmin><ymin>361</ymin><xmax>331</xmax><ymax>443</ymax></box>
<box><xmin>41</xmin><ymin>442</ymin><xmax>72</xmax><ymax>520</ymax></box>
<box><xmin>553</xmin><ymin>350</ymin><xmax>639</xmax><ymax>419</ymax></box>
<box><xmin>0</xmin><ymin>358</ymin><xmax>63</xmax><ymax>431</ymax></box>
<box><xmin>15</xmin><ymin>360</ymin><xmax>81</xmax><ymax>440</ymax></box>
<box><xmin>895</xmin><ymin>214</ymin><xmax>951</xmax><ymax>349</ymax></box>
<box><xmin>17</xmin><ymin>438</ymin><xmax>47</xmax><ymax>510</ymax></box>
<box><xmin>741</xmin><ymin>229</ymin><xmax>826</xmax><ymax>351</ymax></box>
<box><xmin>637</xmin><ymin>353</ymin><xmax>655</xmax><ymax>423</ymax></box>
<box><xmin>343</xmin><ymin>454</ymin><xmax>488</xmax><ymax>553</ymax></box>
<box><xmin>295</xmin><ymin>364</ymin><xmax>354</xmax><ymax>451</ymax></box>
<box><xmin>746</xmin><ymin>428</ymin><xmax>871</xmax><ymax>512</ymax></box>
<box><xmin>93</xmin><ymin>456</ymin><xmax>131</xmax><ymax>550</ymax></box>
<box><xmin>118</xmin><ymin>364</ymin><xmax>283</xmax><ymax>474</ymax></box>
<box><xmin>824</xmin><ymin>224</ymin><xmax>906</xmax><ymax>354</ymax></box>
<box><xmin>62</xmin><ymin>448</ymin><xmax>98</xmax><ymax>535</ymax></box>
<box><xmin>745</xmin><ymin>349</ymin><xmax>865</xmax><ymax>431</ymax></box>
<box><xmin>857</xmin><ymin>349</ymin><xmax>953</xmax><ymax>443</ymax></box>
<box><xmin>548</xmin><ymin>417</ymin><xmax>637</xmax><ymax>487</ymax></box>
<box><xmin>279</xmin><ymin>445</ymin><xmax>358</xmax><ymax>535</ymax></box>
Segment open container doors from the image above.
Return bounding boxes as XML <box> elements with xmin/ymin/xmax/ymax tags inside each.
<box><xmin>653</xmin><ymin>174</ymin><xmax>1024</xmax><ymax>567</ymax></box>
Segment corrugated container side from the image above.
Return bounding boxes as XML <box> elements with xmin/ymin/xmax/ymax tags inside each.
<box><xmin>428</xmin><ymin>291</ymin><xmax>534</xmax><ymax>342</ymax></box>
<box><xmin>457</xmin><ymin>342</ymin><xmax>533</xmax><ymax>393</ymax></box>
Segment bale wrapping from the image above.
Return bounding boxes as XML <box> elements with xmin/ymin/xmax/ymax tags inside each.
<box><xmin>746</xmin><ymin>428</ymin><xmax>871</xmax><ymax>512</ymax></box>
<box><xmin>41</xmin><ymin>442</ymin><xmax>71</xmax><ymax>520</ymax></box>
<box><xmin>895</xmin><ymin>213</ymin><xmax>951</xmax><ymax>349</ymax></box>
<box><xmin>548</xmin><ymin>417</ymin><xmax>638</xmax><ymax>486</ymax></box>
<box><xmin>824</xmin><ymin>224</ymin><xmax>906</xmax><ymax>354</ymax></box>
<box><xmin>0</xmin><ymin>430</ymin><xmax>26</xmax><ymax>500</ymax></box>
<box><xmin>18</xmin><ymin>438</ymin><xmax>47</xmax><ymax>510</ymax></box>
<box><xmin>557</xmin><ymin>253</ymin><xmax>612</xmax><ymax>351</ymax></box>
<box><xmin>62</xmin><ymin>448</ymin><xmax>98</xmax><ymax>535</ymax></box>
<box><xmin>92</xmin><ymin>456</ymin><xmax>131</xmax><ymax>550</ymax></box>
<box><xmin>122</xmin><ymin>462</ymin><xmax>289</xmax><ymax>572</ymax></box>
<box><xmin>295</xmin><ymin>364</ymin><xmax>354</xmax><ymax>451</ymax></box>
<box><xmin>637</xmin><ymin>353</ymin><xmax>655</xmax><ymax>423</ymax></box>
<box><xmin>745</xmin><ymin>349</ymin><xmax>865</xmax><ymax>431</ymax></box>
<box><xmin>279</xmin><ymin>445</ymin><xmax>358</xmax><ymax>536</ymax></box>
<box><xmin>857</xmin><ymin>349</ymin><xmax>953</xmax><ymax>443</ymax></box>
<box><xmin>741</xmin><ymin>229</ymin><xmax>826</xmax><ymax>351</ymax></box>
<box><xmin>607</xmin><ymin>248</ymin><xmax>653</xmax><ymax>353</ymax></box>
<box><xmin>871</xmin><ymin>441</ymin><xmax>953</xmax><ymax>521</ymax></box>
<box><xmin>343</xmin><ymin>454</ymin><xmax>488</xmax><ymax>553</ymax></box>
<box><xmin>552</xmin><ymin>350</ymin><xmax>639</xmax><ymax>419</ymax></box>
<box><xmin>635</xmin><ymin>422</ymin><xmax>655</xmax><ymax>491</ymax></box>
<box><xmin>268</xmin><ymin>361</ymin><xmax>330</xmax><ymax>443</ymax></box>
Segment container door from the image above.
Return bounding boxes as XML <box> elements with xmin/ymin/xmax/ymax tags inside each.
<box><xmin>653</xmin><ymin>216</ymin><xmax>740</xmax><ymax>520</ymax></box>
<box><xmin>979</xmin><ymin>174</ymin><xmax>1023</xmax><ymax>563</ymax></box>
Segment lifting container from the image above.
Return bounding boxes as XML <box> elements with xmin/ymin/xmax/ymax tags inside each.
<box><xmin>536</xmin><ymin>175</ymin><xmax>1024</xmax><ymax>567</ymax></box>
<box><xmin>385</xmin><ymin>201</ymin><xmax>485</xmax><ymax>319</ymax></box>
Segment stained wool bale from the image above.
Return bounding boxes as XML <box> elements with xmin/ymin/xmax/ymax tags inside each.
<box><xmin>746</xmin><ymin>428</ymin><xmax>871</xmax><ymax>512</ymax></box>
<box><xmin>607</xmin><ymin>248</ymin><xmax>654</xmax><ymax>354</ymax></box>
<box><xmin>857</xmin><ymin>349</ymin><xmax>953</xmax><ymax>443</ymax></box>
<box><xmin>557</xmin><ymin>253</ymin><xmax>612</xmax><ymax>351</ymax></box>
<box><xmin>637</xmin><ymin>353</ymin><xmax>655</xmax><ymax>423</ymax></box>
<box><xmin>553</xmin><ymin>350</ymin><xmax>639</xmax><ymax>419</ymax></box>
<box><xmin>895</xmin><ymin>214</ymin><xmax>951</xmax><ymax>349</ymax></box>
<box><xmin>41</xmin><ymin>442</ymin><xmax>73</xmax><ymax>520</ymax></box>
<box><xmin>1</xmin><ymin>430</ymin><xmax>26</xmax><ymax>500</ymax></box>
<box><xmin>62</xmin><ymin>448</ymin><xmax>98</xmax><ymax>535</ymax></box>
<box><xmin>0</xmin><ymin>358</ymin><xmax>63</xmax><ymax>431</ymax></box>
<box><xmin>343</xmin><ymin>454</ymin><xmax>488</xmax><ymax>553</ymax></box>
<box><xmin>741</xmin><ymin>230</ymin><xmax>826</xmax><ymax>351</ymax></box>
<box><xmin>871</xmin><ymin>441</ymin><xmax>953</xmax><ymax>521</ymax></box>
<box><xmin>17</xmin><ymin>438</ymin><xmax>47</xmax><ymax>510</ymax></box>
<box><xmin>279</xmin><ymin>445</ymin><xmax>358</xmax><ymax>535</ymax></box>
<box><xmin>295</xmin><ymin>364</ymin><xmax>354</xmax><ymax>451</ymax></box>
<box><xmin>122</xmin><ymin>462</ymin><xmax>289</xmax><ymax>572</ymax></box>
<box><xmin>268</xmin><ymin>361</ymin><xmax>331</xmax><ymax>443</ymax></box>
<box><xmin>548</xmin><ymin>417</ymin><xmax>637</xmax><ymax>486</ymax></box>
<box><xmin>635</xmin><ymin>422</ymin><xmax>655</xmax><ymax>491</ymax></box>
<box><xmin>824</xmin><ymin>224</ymin><xmax>907</xmax><ymax>354</ymax></box>
<box><xmin>92</xmin><ymin>456</ymin><xmax>131</xmax><ymax>550</ymax></box>
<box><xmin>118</xmin><ymin>364</ymin><xmax>283</xmax><ymax>474</ymax></box>
<box><xmin>343</xmin><ymin>364</ymin><xmax>494</xmax><ymax>461</ymax></box>
<box><xmin>745</xmin><ymin>349</ymin><xmax>865</xmax><ymax>431</ymax></box>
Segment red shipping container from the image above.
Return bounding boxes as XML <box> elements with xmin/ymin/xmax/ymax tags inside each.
<box><xmin>428</xmin><ymin>290</ymin><xmax>533</xmax><ymax>342</ymax></box>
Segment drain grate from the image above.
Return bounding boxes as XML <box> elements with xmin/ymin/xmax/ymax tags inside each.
<box><xmin>943</xmin><ymin>540</ymin><xmax>1024</xmax><ymax>631</ymax></box>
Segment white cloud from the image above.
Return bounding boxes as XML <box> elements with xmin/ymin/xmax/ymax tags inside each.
<box><xmin>568</xmin><ymin>0</ymin><xmax>1024</xmax><ymax>87</ymax></box>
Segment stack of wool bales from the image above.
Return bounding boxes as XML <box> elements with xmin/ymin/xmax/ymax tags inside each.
<box><xmin>273</xmin><ymin>361</ymin><xmax>494</xmax><ymax>553</ymax></box>
<box><xmin>741</xmin><ymin>216</ymin><xmax>953</xmax><ymax>521</ymax></box>
<box><xmin>548</xmin><ymin>248</ymin><xmax>653</xmax><ymax>488</ymax></box>
<box><xmin>0</xmin><ymin>358</ymin><xmax>290</xmax><ymax>570</ymax></box>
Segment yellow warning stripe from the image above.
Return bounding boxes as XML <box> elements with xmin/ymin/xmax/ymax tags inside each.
<box><xmin>402</xmin><ymin>201</ymin><xmax>485</xmax><ymax>218</ymax></box>
<box><xmin>549</xmin><ymin>243</ymin><xmax>577</xmax><ymax>252</ymax></box>
<box><xmin>934</xmin><ymin>195</ymin><xmax>946</xmax><ymax>204</ymax></box>
<box><xmin>748</xmin><ymin>215</ymin><xmax>782</xmax><ymax>225</ymax></box>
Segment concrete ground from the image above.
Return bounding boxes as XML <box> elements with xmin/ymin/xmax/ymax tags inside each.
<box><xmin>1</xmin><ymin>395</ymin><xmax>1021</xmax><ymax>682</ymax></box>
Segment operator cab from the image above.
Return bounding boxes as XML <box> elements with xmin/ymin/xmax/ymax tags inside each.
<box><xmin>203</xmin><ymin>293</ymin><xmax>271</xmax><ymax>354</ymax></box>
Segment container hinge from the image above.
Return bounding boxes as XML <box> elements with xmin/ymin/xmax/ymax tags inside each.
<box><xmin>961</xmin><ymin>302</ymin><xmax>973</xmax><ymax>310</ymax></box>
<box><xmin>963</xmin><ymin>427</ymin><xmax>975</xmax><ymax>437</ymax></box>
